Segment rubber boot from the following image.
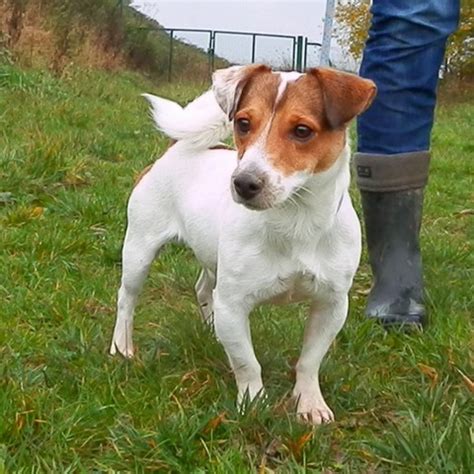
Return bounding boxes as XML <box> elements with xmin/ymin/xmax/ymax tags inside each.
<box><xmin>355</xmin><ymin>151</ymin><xmax>430</xmax><ymax>329</ymax></box>
<box><xmin>361</xmin><ymin>189</ymin><xmax>426</xmax><ymax>327</ymax></box>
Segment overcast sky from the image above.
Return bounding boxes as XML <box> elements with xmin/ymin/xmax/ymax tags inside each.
<box><xmin>131</xmin><ymin>0</ymin><xmax>337</xmax><ymax>67</ymax></box>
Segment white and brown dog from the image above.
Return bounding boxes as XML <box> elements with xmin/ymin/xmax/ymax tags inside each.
<box><xmin>110</xmin><ymin>65</ymin><xmax>376</xmax><ymax>424</ymax></box>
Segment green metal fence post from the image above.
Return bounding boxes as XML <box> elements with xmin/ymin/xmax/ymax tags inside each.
<box><xmin>292</xmin><ymin>37</ymin><xmax>296</xmax><ymax>70</ymax></box>
<box><xmin>168</xmin><ymin>30</ymin><xmax>174</xmax><ymax>82</ymax></box>
<box><xmin>251</xmin><ymin>34</ymin><xmax>256</xmax><ymax>63</ymax></box>
<box><xmin>296</xmin><ymin>35</ymin><xmax>304</xmax><ymax>72</ymax></box>
<box><xmin>303</xmin><ymin>37</ymin><xmax>308</xmax><ymax>70</ymax></box>
<box><xmin>211</xmin><ymin>32</ymin><xmax>216</xmax><ymax>72</ymax></box>
<box><xmin>208</xmin><ymin>31</ymin><xmax>215</xmax><ymax>78</ymax></box>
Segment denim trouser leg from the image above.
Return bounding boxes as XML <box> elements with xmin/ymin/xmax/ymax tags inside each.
<box><xmin>357</xmin><ymin>0</ymin><xmax>460</xmax><ymax>155</ymax></box>
<box><xmin>354</xmin><ymin>1</ymin><xmax>460</xmax><ymax>327</ymax></box>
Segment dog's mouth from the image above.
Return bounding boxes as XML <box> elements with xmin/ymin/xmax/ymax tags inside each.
<box><xmin>240</xmin><ymin>199</ymin><xmax>272</xmax><ymax>211</ymax></box>
<box><xmin>231</xmin><ymin>190</ymin><xmax>273</xmax><ymax>211</ymax></box>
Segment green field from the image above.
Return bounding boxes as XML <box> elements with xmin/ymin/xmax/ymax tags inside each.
<box><xmin>1</xmin><ymin>64</ymin><xmax>472</xmax><ymax>472</ymax></box>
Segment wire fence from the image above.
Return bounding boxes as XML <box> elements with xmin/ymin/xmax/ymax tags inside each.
<box><xmin>130</xmin><ymin>2</ymin><xmax>328</xmax><ymax>82</ymax></box>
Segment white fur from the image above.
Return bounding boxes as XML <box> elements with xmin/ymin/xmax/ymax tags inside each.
<box><xmin>275</xmin><ymin>71</ymin><xmax>303</xmax><ymax>102</ymax></box>
<box><xmin>142</xmin><ymin>91</ymin><xmax>232</xmax><ymax>149</ymax></box>
<box><xmin>110</xmin><ymin>70</ymin><xmax>362</xmax><ymax>425</ymax></box>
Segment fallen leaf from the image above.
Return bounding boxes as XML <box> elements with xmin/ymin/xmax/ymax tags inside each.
<box><xmin>417</xmin><ymin>363</ymin><xmax>438</xmax><ymax>388</ymax></box>
<box><xmin>203</xmin><ymin>412</ymin><xmax>227</xmax><ymax>433</ymax></box>
<box><xmin>30</xmin><ymin>206</ymin><xmax>44</xmax><ymax>218</ymax></box>
<box><xmin>288</xmin><ymin>431</ymin><xmax>313</xmax><ymax>459</ymax></box>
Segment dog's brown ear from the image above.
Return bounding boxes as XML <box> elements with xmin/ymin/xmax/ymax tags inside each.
<box><xmin>212</xmin><ymin>64</ymin><xmax>271</xmax><ymax>120</ymax></box>
<box><xmin>309</xmin><ymin>68</ymin><xmax>377</xmax><ymax>129</ymax></box>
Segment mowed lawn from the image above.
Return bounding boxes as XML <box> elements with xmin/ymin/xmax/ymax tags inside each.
<box><xmin>0</xmin><ymin>64</ymin><xmax>472</xmax><ymax>472</ymax></box>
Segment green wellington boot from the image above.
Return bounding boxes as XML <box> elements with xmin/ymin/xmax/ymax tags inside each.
<box><xmin>355</xmin><ymin>151</ymin><xmax>431</xmax><ymax>328</ymax></box>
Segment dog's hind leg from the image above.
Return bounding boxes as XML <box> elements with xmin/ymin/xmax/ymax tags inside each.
<box><xmin>110</xmin><ymin>225</ymin><xmax>172</xmax><ymax>358</ymax></box>
<box><xmin>195</xmin><ymin>268</ymin><xmax>216</xmax><ymax>325</ymax></box>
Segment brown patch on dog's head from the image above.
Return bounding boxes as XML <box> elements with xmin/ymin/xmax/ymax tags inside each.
<box><xmin>212</xmin><ymin>64</ymin><xmax>272</xmax><ymax>120</ymax></box>
<box><xmin>232</xmin><ymin>71</ymin><xmax>281</xmax><ymax>158</ymax></box>
<box><xmin>265</xmin><ymin>72</ymin><xmax>345</xmax><ymax>176</ymax></box>
<box><xmin>229</xmin><ymin>67</ymin><xmax>376</xmax><ymax>176</ymax></box>
<box><xmin>309</xmin><ymin>68</ymin><xmax>377</xmax><ymax>129</ymax></box>
<box><xmin>213</xmin><ymin>65</ymin><xmax>376</xmax><ymax>210</ymax></box>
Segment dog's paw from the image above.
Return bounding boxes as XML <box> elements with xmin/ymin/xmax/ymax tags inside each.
<box><xmin>294</xmin><ymin>391</ymin><xmax>334</xmax><ymax>425</ymax></box>
<box><xmin>109</xmin><ymin>338</ymin><xmax>134</xmax><ymax>358</ymax></box>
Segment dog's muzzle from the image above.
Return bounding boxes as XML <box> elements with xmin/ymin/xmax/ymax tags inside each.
<box><xmin>231</xmin><ymin>169</ymin><xmax>277</xmax><ymax>210</ymax></box>
<box><xmin>233</xmin><ymin>172</ymin><xmax>264</xmax><ymax>201</ymax></box>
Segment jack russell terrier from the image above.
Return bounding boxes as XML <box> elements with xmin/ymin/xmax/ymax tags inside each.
<box><xmin>110</xmin><ymin>65</ymin><xmax>376</xmax><ymax>424</ymax></box>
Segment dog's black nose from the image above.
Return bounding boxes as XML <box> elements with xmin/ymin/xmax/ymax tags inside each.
<box><xmin>233</xmin><ymin>174</ymin><xmax>263</xmax><ymax>200</ymax></box>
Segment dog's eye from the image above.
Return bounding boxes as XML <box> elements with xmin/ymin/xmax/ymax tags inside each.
<box><xmin>236</xmin><ymin>118</ymin><xmax>251</xmax><ymax>134</ymax></box>
<box><xmin>293</xmin><ymin>125</ymin><xmax>314</xmax><ymax>141</ymax></box>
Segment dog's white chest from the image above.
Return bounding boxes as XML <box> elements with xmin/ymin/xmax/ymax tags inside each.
<box><xmin>266</xmin><ymin>269</ymin><xmax>317</xmax><ymax>305</ymax></box>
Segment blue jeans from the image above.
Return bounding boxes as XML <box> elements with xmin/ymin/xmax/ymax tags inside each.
<box><xmin>357</xmin><ymin>0</ymin><xmax>460</xmax><ymax>154</ymax></box>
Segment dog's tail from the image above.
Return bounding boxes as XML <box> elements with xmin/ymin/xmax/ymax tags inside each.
<box><xmin>142</xmin><ymin>91</ymin><xmax>232</xmax><ymax>150</ymax></box>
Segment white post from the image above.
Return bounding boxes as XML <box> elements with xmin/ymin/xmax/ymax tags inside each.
<box><xmin>320</xmin><ymin>0</ymin><xmax>336</xmax><ymax>66</ymax></box>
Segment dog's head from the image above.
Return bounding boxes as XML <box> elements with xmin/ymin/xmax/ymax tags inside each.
<box><xmin>212</xmin><ymin>65</ymin><xmax>376</xmax><ymax>210</ymax></box>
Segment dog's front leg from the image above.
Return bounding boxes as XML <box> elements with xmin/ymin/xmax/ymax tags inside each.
<box><xmin>213</xmin><ymin>291</ymin><xmax>264</xmax><ymax>406</ymax></box>
<box><xmin>293</xmin><ymin>294</ymin><xmax>348</xmax><ymax>424</ymax></box>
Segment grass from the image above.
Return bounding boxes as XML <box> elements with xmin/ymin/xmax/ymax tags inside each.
<box><xmin>1</xmin><ymin>0</ymin><xmax>225</xmax><ymax>80</ymax></box>
<box><xmin>0</xmin><ymin>63</ymin><xmax>473</xmax><ymax>472</ymax></box>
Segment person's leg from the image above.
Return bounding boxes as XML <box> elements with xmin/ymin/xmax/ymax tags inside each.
<box><xmin>355</xmin><ymin>0</ymin><xmax>460</xmax><ymax>327</ymax></box>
